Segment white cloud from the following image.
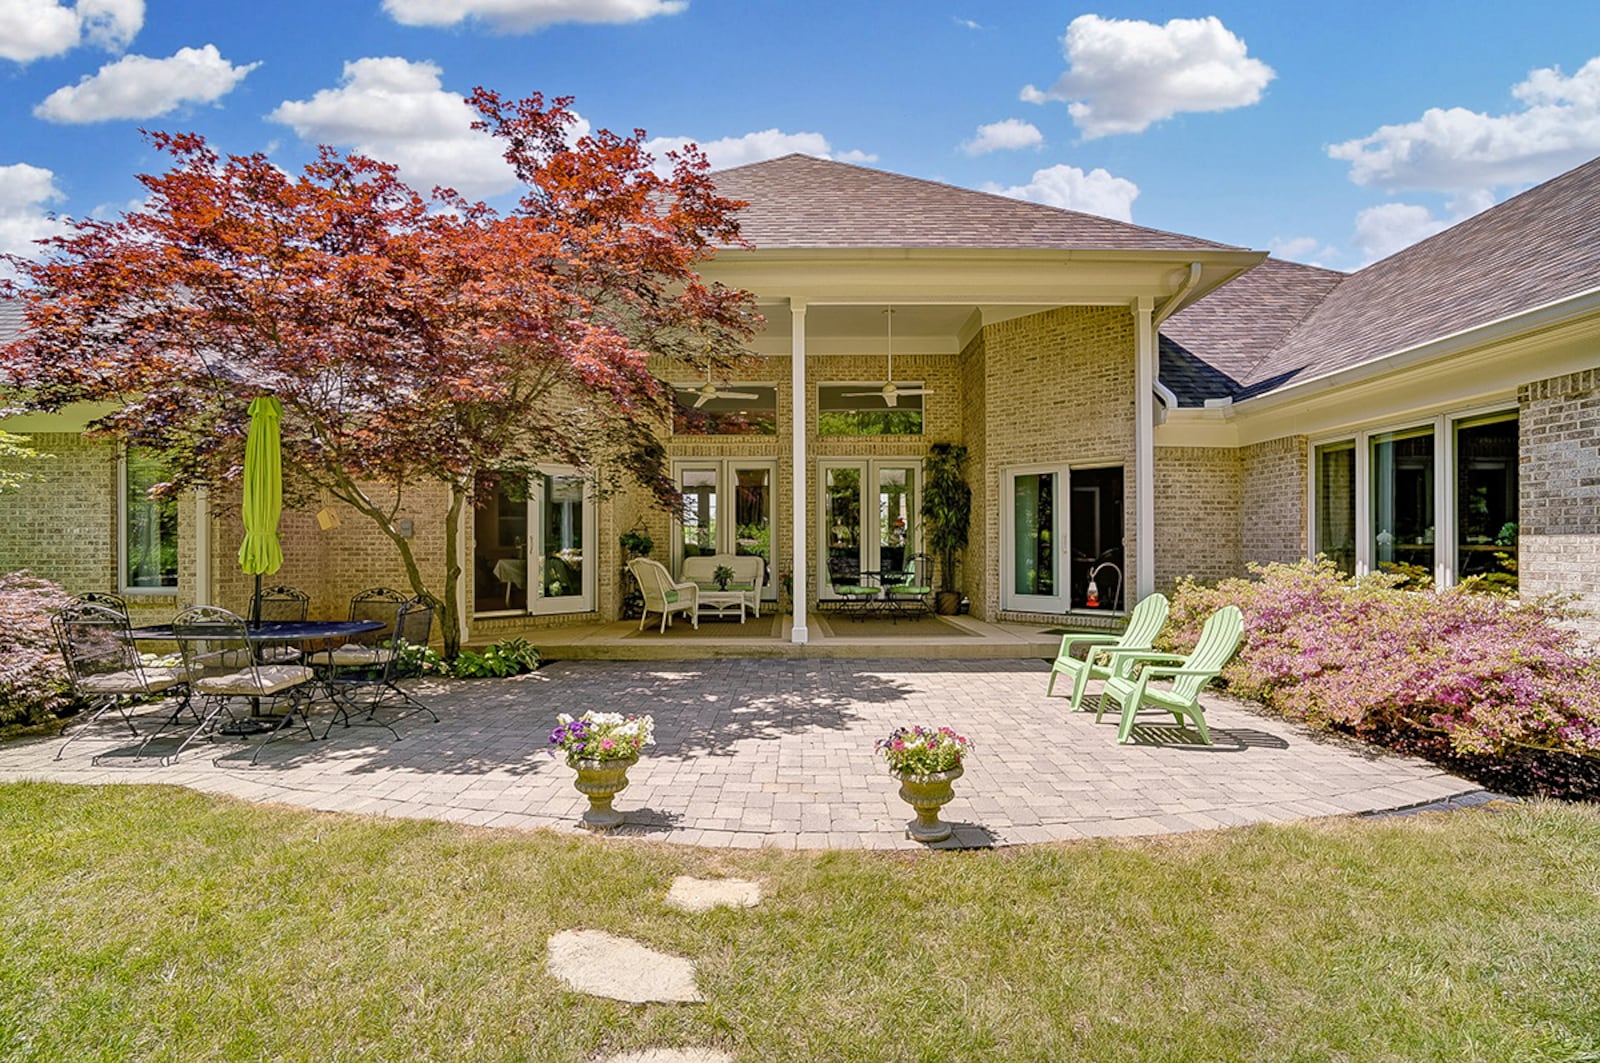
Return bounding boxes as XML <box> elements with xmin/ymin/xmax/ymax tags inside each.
<box><xmin>269</xmin><ymin>57</ymin><xmax>524</xmax><ymax>200</ymax></box>
<box><xmin>1351</xmin><ymin>202</ymin><xmax>1452</xmax><ymax>262</ymax></box>
<box><xmin>0</xmin><ymin>0</ymin><xmax>142</xmax><ymax>62</ymax></box>
<box><xmin>34</xmin><ymin>45</ymin><xmax>258</xmax><ymax>123</ymax></box>
<box><xmin>961</xmin><ymin>118</ymin><xmax>1043</xmax><ymax>156</ymax></box>
<box><xmin>1328</xmin><ymin>56</ymin><xmax>1600</xmax><ymax>191</ymax></box>
<box><xmin>1021</xmin><ymin>14</ymin><xmax>1274</xmax><ymax>139</ymax></box>
<box><xmin>644</xmin><ymin>129</ymin><xmax>876</xmax><ymax>173</ymax></box>
<box><xmin>953</xmin><ymin>16</ymin><xmax>980</xmax><ymax>30</ymax></box>
<box><xmin>0</xmin><ymin>163</ymin><xmax>70</xmax><ymax>276</ymax></box>
<box><xmin>382</xmin><ymin>0</ymin><xmax>685</xmax><ymax>32</ymax></box>
<box><xmin>1268</xmin><ymin>235</ymin><xmax>1339</xmax><ymax>267</ymax></box>
<box><xmin>983</xmin><ymin>163</ymin><xmax>1139</xmax><ymax>222</ymax></box>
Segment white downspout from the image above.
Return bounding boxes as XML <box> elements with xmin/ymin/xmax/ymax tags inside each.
<box><xmin>1134</xmin><ymin>295</ymin><xmax>1156</xmax><ymax>602</ymax></box>
<box><xmin>789</xmin><ymin>301</ymin><xmax>809</xmax><ymax>644</ymax></box>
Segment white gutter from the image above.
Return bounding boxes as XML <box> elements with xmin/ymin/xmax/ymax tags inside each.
<box><xmin>1152</xmin><ymin>262</ymin><xmax>1204</xmax><ymax>327</ymax></box>
<box><xmin>1147</xmin><ymin>262</ymin><xmax>1203</xmax><ymax>429</ymax></box>
<box><xmin>1235</xmin><ymin>285</ymin><xmax>1600</xmax><ymax>413</ymax></box>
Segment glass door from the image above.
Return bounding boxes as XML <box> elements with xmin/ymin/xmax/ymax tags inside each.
<box><xmin>674</xmin><ymin>460</ymin><xmax>777</xmax><ymax>599</ymax></box>
<box><xmin>529</xmin><ymin>468</ymin><xmax>595</xmax><ymax>615</ymax></box>
<box><xmin>818</xmin><ymin>460</ymin><xmax>920</xmax><ymax>599</ymax></box>
<box><xmin>1005</xmin><ymin>468</ymin><xmax>1066</xmax><ymax>612</ymax></box>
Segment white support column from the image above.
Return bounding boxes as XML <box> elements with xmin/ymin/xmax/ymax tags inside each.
<box><xmin>1134</xmin><ymin>296</ymin><xmax>1156</xmax><ymax>602</ymax></box>
<box><xmin>194</xmin><ymin>488</ymin><xmax>211</xmax><ymax>606</ymax></box>
<box><xmin>790</xmin><ymin>301</ymin><xmax>810</xmax><ymax>644</ymax></box>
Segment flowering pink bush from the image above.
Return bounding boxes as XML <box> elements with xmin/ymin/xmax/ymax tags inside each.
<box><xmin>1163</xmin><ymin>559</ymin><xmax>1600</xmax><ymax>759</ymax></box>
<box><xmin>0</xmin><ymin>571</ymin><xmax>73</xmax><ymax>728</ymax></box>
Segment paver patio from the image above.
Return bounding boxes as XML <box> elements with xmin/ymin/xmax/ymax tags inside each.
<box><xmin>0</xmin><ymin>658</ymin><xmax>1479</xmax><ymax>849</ymax></box>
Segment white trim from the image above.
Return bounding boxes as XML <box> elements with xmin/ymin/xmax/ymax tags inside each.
<box><xmin>117</xmin><ymin>447</ymin><xmax>180</xmax><ymax>596</ymax></box>
<box><xmin>670</xmin><ymin>458</ymin><xmax>780</xmax><ymax>601</ymax></box>
<box><xmin>1133</xmin><ymin>296</ymin><xmax>1155</xmax><ymax>601</ymax></box>
<box><xmin>790</xmin><ymin>301</ymin><xmax>809</xmax><ymax>644</ymax></box>
<box><xmin>194</xmin><ymin>488</ymin><xmax>211</xmax><ymax>606</ymax></box>
<box><xmin>527</xmin><ymin>466</ymin><xmax>596</xmax><ymax>616</ymax></box>
<box><xmin>816</xmin><ymin>458</ymin><xmax>923</xmax><ymax>600</ymax></box>
<box><xmin>1000</xmin><ymin>464</ymin><xmax>1069</xmax><ymax>614</ymax></box>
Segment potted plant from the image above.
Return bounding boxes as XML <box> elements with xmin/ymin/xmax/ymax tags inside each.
<box><xmin>921</xmin><ymin>442</ymin><xmax>971</xmax><ymax>615</ymax></box>
<box><xmin>712</xmin><ymin>564</ymin><xmax>735</xmax><ymax>591</ymax></box>
<box><xmin>549</xmin><ymin>711</ymin><xmax>655</xmax><ymax>829</ymax></box>
<box><xmin>619</xmin><ymin>528</ymin><xmax>654</xmax><ymax>558</ymax></box>
<box><xmin>875</xmin><ymin>725</ymin><xmax>974</xmax><ymax>843</ymax></box>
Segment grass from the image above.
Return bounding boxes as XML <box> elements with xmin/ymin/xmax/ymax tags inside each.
<box><xmin>2</xmin><ymin>784</ymin><xmax>1599</xmax><ymax>1062</ymax></box>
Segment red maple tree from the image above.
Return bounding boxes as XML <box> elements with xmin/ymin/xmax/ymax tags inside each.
<box><xmin>1</xmin><ymin>91</ymin><xmax>759</xmax><ymax>653</ymax></box>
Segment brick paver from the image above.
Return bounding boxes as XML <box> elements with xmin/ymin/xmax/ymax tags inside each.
<box><xmin>0</xmin><ymin>659</ymin><xmax>1480</xmax><ymax>849</ymax></box>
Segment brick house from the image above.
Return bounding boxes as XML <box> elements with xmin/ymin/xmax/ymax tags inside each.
<box><xmin>3</xmin><ymin>153</ymin><xmax>1598</xmax><ymax>640</ymax></box>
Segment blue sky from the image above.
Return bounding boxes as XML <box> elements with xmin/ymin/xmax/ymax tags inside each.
<box><xmin>4</xmin><ymin>0</ymin><xmax>1600</xmax><ymax>275</ymax></box>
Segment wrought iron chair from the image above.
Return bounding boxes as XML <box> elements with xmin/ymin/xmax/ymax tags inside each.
<box><xmin>51</xmin><ymin>602</ymin><xmax>189</xmax><ymax>761</ymax></box>
<box><xmin>828</xmin><ymin>558</ymin><xmax>881</xmax><ymax>620</ymax></box>
<box><xmin>307</xmin><ymin>587</ymin><xmax>407</xmax><ymax>672</ymax></box>
<box><xmin>248</xmin><ymin>584</ymin><xmax>311</xmax><ymax>662</ymax></box>
<box><xmin>883</xmin><ymin>553</ymin><xmax>934</xmax><ymax>620</ymax></box>
<box><xmin>64</xmin><ymin>591</ymin><xmax>129</xmax><ymax>618</ymax></box>
<box><xmin>170</xmin><ymin>606</ymin><xmax>316</xmax><ymax>764</ymax></box>
<box><xmin>323</xmin><ymin>596</ymin><xmax>439</xmax><ymax>737</ymax></box>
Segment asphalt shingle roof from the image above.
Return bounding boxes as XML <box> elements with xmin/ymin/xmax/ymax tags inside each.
<box><xmin>710</xmin><ymin>153</ymin><xmax>1243</xmax><ymax>253</ymax></box>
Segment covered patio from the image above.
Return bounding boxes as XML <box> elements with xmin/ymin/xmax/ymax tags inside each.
<box><xmin>0</xmin><ymin>658</ymin><xmax>1477</xmax><ymax>850</ymax></box>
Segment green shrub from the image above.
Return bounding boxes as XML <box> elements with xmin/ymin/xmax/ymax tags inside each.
<box><xmin>0</xmin><ymin>571</ymin><xmax>73</xmax><ymax>728</ymax></box>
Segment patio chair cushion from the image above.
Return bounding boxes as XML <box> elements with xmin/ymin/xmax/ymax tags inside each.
<box><xmin>79</xmin><ymin>667</ymin><xmax>187</xmax><ymax>694</ymax></box>
<box><xmin>195</xmin><ymin>664</ymin><xmax>314</xmax><ymax>697</ymax></box>
<box><xmin>259</xmin><ymin>645</ymin><xmax>303</xmax><ymax>664</ymax></box>
<box><xmin>320</xmin><ymin>643</ymin><xmax>394</xmax><ymax>668</ymax></box>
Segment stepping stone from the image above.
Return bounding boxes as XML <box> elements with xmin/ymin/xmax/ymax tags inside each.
<box><xmin>600</xmin><ymin>1051</ymin><xmax>732</xmax><ymax>1063</ymax></box>
<box><xmin>546</xmin><ymin>929</ymin><xmax>703</xmax><ymax>1003</ymax></box>
<box><xmin>664</xmin><ymin>876</ymin><xmax>762</xmax><ymax>912</ymax></box>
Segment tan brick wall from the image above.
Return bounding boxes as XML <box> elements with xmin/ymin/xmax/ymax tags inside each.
<box><xmin>1241</xmin><ymin>436</ymin><xmax>1308</xmax><ymax>565</ymax></box>
<box><xmin>978</xmin><ymin>307</ymin><xmax>1136</xmax><ymax>621</ymax></box>
<box><xmin>1520</xmin><ymin>368</ymin><xmax>1600</xmax><ymax>635</ymax></box>
<box><xmin>1154</xmin><ymin>446</ymin><xmax>1242</xmax><ymax>591</ymax></box>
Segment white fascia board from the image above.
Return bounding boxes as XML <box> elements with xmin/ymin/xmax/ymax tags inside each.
<box><xmin>1154</xmin><ymin>410</ymin><xmax>1241</xmax><ymax>448</ymax></box>
<box><xmin>1</xmin><ymin>400</ymin><xmax>122</xmax><ymax>433</ymax></box>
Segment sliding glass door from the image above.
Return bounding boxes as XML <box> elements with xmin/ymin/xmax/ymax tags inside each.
<box><xmin>1002</xmin><ymin>463</ymin><xmax>1125</xmax><ymax>613</ymax></box>
<box><xmin>472</xmin><ymin>466</ymin><xmax>596</xmax><ymax>617</ymax></box>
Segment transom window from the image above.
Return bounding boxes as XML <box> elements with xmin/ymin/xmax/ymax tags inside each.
<box><xmin>671</xmin><ymin>384</ymin><xmax>778</xmax><ymax>436</ymax></box>
<box><xmin>817</xmin><ymin>384</ymin><xmax>924</xmax><ymax>436</ymax></box>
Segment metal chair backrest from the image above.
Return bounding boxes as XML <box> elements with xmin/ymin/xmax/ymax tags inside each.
<box><xmin>53</xmin><ymin>602</ymin><xmax>142</xmax><ymax>691</ymax></box>
<box><xmin>251</xmin><ymin>585</ymin><xmax>309</xmax><ymax>622</ymax></box>
<box><xmin>170</xmin><ymin>606</ymin><xmax>257</xmax><ymax>685</ymax></box>
<box><xmin>347</xmin><ymin>587</ymin><xmax>407</xmax><ymax>643</ymax></box>
<box><xmin>64</xmin><ymin>591</ymin><xmax>129</xmax><ymax>619</ymax></box>
<box><xmin>378</xmin><ymin>598</ymin><xmax>435</xmax><ymax>682</ymax></box>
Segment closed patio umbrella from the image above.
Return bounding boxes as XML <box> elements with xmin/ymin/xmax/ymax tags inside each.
<box><xmin>238</xmin><ymin>395</ymin><xmax>284</xmax><ymax>623</ymax></box>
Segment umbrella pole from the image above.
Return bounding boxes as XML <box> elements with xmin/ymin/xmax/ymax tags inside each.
<box><xmin>252</xmin><ymin>573</ymin><xmax>262</xmax><ymax>626</ymax></box>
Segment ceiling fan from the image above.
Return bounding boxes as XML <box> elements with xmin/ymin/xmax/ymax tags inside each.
<box><xmin>844</xmin><ymin>307</ymin><xmax>934</xmax><ymax>408</ymax></box>
<box><xmin>678</xmin><ymin>365</ymin><xmax>759</xmax><ymax>409</ymax></box>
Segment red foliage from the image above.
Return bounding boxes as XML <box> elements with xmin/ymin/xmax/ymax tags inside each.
<box><xmin>0</xmin><ymin>571</ymin><xmax>72</xmax><ymax>727</ymax></box>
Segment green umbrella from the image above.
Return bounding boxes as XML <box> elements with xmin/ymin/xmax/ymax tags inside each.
<box><xmin>238</xmin><ymin>395</ymin><xmax>284</xmax><ymax>622</ymax></box>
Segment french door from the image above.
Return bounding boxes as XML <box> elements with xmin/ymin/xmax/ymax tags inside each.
<box><xmin>471</xmin><ymin>466</ymin><xmax>596</xmax><ymax>617</ymax></box>
<box><xmin>673</xmin><ymin>460</ymin><xmax>777</xmax><ymax>599</ymax></box>
<box><xmin>817</xmin><ymin>459</ymin><xmax>920</xmax><ymax>599</ymax></box>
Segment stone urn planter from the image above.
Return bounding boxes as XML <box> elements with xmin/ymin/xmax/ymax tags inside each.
<box><xmin>892</xmin><ymin>765</ymin><xmax>964</xmax><ymax>842</ymax></box>
<box><xmin>570</xmin><ymin>754</ymin><xmax>638</xmax><ymax>830</ymax></box>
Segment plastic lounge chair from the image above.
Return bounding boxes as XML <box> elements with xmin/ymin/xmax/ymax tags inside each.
<box><xmin>51</xmin><ymin>602</ymin><xmax>190</xmax><ymax>761</ymax></box>
<box><xmin>1094</xmin><ymin>605</ymin><xmax>1244</xmax><ymax>744</ymax></box>
<box><xmin>1044</xmin><ymin>592</ymin><xmax>1169</xmax><ymax>710</ymax></box>
<box><xmin>628</xmin><ymin>558</ymin><xmax>698</xmax><ymax>633</ymax></box>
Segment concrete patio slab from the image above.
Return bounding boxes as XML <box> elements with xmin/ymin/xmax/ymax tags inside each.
<box><xmin>0</xmin><ymin>658</ymin><xmax>1481</xmax><ymax>850</ymax></box>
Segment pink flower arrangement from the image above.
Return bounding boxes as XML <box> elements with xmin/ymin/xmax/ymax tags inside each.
<box><xmin>876</xmin><ymin>725</ymin><xmax>973</xmax><ymax>775</ymax></box>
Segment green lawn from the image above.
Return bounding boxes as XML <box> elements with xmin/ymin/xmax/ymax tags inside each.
<box><xmin>2</xmin><ymin>783</ymin><xmax>1598</xmax><ymax>1062</ymax></box>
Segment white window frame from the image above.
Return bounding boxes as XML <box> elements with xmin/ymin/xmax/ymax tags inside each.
<box><xmin>117</xmin><ymin>447</ymin><xmax>179</xmax><ymax>596</ymax></box>
<box><xmin>999</xmin><ymin>459</ymin><xmax>1125</xmax><ymax>615</ymax></box>
<box><xmin>470</xmin><ymin>465</ymin><xmax>597</xmax><ymax>619</ymax></box>
<box><xmin>1306</xmin><ymin>402</ymin><xmax>1518</xmax><ymax>588</ymax></box>
<box><xmin>815</xmin><ymin>457</ymin><xmax>922</xmax><ymax>600</ymax></box>
<box><xmin>671</xmin><ymin>458</ymin><xmax>780</xmax><ymax>601</ymax></box>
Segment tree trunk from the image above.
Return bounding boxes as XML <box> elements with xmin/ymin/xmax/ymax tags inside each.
<box><xmin>439</xmin><ymin>480</ymin><xmax>467</xmax><ymax>658</ymax></box>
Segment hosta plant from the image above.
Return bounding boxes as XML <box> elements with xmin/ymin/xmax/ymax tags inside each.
<box><xmin>876</xmin><ymin>726</ymin><xmax>973</xmax><ymax>776</ymax></box>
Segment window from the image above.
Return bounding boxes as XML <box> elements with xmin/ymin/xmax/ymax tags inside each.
<box><xmin>121</xmin><ymin>448</ymin><xmax>179</xmax><ymax>592</ymax></box>
<box><xmin>817</xmin><ymin>385</ymin><xmax>923</xmax><ymax>436</ymax></box>
<box><xmin>674</xmin><ymin>461</ymin><xmax>777</xmax><ymax>597</ymax></box>
<box><xmin>1314</xmin><ymin>441</ymin><xmax>1357</xmax><ymax>575</ymax></box>
<box><xmin>1308</xmin><ymin>408</ymin><xmax>1518</xmax><ymax>590</ymax></box>
<box><xmin>1370</xmin><ymin>427</ymin><xmax>1435</xmax><ymax>579</ymax></box>
<box><xmin>1455</xmin><ymin>414</ymin><xmax>1518</xmax><ymax>592</ymax></box>
<box><xmin>671</xmin><ymin>384</ymin><xmax>778</xmax><ymax>435</ymax></box>
<box><xmin>472</xmin><ymin>467</ymin><xmax>595</xmax><ymax>616</ymax></box>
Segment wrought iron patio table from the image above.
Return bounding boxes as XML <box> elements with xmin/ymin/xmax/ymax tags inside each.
<box><xmin>126</xmin><ymin>620</ymin><xmax>384</xmax><ymax>733</ymax></box>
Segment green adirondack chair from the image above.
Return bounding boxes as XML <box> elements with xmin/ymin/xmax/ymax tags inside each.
<box><xmin>1045</xmin><ymin>592</ymin><xmax>1169</xmax><ymax>711</ymax></box>
<box><xmin>1094</xmin><ymin>605</ymin><xmax>1244</xmax><ymax>744</ymax></box>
